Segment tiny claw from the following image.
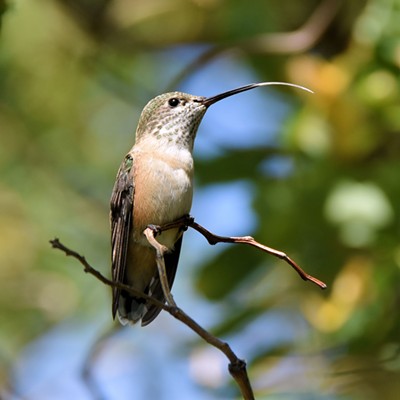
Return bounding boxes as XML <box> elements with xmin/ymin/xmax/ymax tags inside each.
<box><xmin>181</xmin><ymin>215</ymin><xmax>195</xmax><ymax>232</ymax></box>
<box><xmin>147</xmin><ymin>224</ymin><xmax>162</xmax><ymax>237</ymax></box>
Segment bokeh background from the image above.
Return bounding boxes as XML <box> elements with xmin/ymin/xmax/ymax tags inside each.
<box><xmin>1</xmin><ymin>0</ymin><xmax>399</xmax><ymax>399</ymax></box>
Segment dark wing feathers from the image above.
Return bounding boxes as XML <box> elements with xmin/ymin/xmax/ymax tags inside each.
<box><xmin>110</xmin><ymin>154</ymin><xmax>134</xmax><ymax>319</ymax></box>
<box><xmin>110</xmin><ymin>152</ymin><xmax>184</xmax><ymax>325</ymax></box>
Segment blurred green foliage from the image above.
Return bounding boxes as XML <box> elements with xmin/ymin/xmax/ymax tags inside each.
<box><xmin>1</xmin><ymin>0</ymin><xmax>399</xmax><ymax>399</ymax></box>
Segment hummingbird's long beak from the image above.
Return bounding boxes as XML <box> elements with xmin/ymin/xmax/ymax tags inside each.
<box><xmin>200</xmin><ymin>82</ymin><xmax>313</xmax><ymax>107</ymax></box>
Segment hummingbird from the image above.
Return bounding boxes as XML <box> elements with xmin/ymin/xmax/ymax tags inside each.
<box><xmin>110</xmin><ymin>81</ymin><xmax>312</xmax><ymax>326</ymax></box>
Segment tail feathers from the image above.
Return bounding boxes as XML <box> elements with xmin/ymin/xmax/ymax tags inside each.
<box><xmin>117</xmin><ymin>292</ymin><xmax>148</xmax><ymax>325</ymax></box>
<box><xmin>114</xmin><ymin>236</ymin><xmax>183</xmax><ymax>326</ymax></box>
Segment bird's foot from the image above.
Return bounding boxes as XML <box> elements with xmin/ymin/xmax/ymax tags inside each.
<box><xmin>147</xmin><ymin>224</ymin><xmax>162</xmax><ymax>237</ymax></box>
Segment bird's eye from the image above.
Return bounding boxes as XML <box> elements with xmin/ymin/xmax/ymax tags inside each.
<box><xmin>168</xmin><ymin>98</ymin><xmax>180</xmax><ymax>107</ymax></box>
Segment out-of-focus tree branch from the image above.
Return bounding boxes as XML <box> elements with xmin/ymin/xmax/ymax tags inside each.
<box><xmin>168</xmin><ymin>0</ymin><xmax>343</xmax><ymax>88</ymax></box>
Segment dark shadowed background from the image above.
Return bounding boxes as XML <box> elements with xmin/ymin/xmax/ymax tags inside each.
<box><xmin>1</xmin><ymin>0</ymin><xmax>399</xmax><ymax>399</ymax></box>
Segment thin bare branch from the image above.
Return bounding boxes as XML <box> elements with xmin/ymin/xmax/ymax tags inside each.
<box><xmin>143</xmin><ymin>226</ymin><xmax>176</xmax><ymax>307</ymax></box>
<box><xmin>150</xmin><ymin>215</ymin><xmax>327</xmax><ymax>290</ymax></box>
<box><xmin>50</xmin><ymin>238</ymin><xmax>255</xmax><ymax>400</ymax></box>
<box><xmin>50</xmin><ymin>212</ymin><xmax>325</xmax><ymax>399</ymax></box>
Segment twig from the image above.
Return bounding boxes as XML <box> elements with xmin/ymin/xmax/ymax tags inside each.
<box><xmin>150</xmin><ymin>215</ymin><xmax>327</xmax><ymax>290</ymax></box>
<box><xmin>50</xmin><ymin>238</ymin><xmax>255</xmax><ymax>400</ymax></box>
<box><xmin>191</xmin><ymin>221</ymin><xmax>327</xmax><ymax>289</ymax></box>
<box><xmin>144</xmin><ymin>226</ymin><xmax>176</xmax><ymax>307</ymax></box>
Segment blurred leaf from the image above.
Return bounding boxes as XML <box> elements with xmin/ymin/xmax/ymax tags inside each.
<box><xmin>196</xmin><ymin>147</ymin><xmax>282</xmax><ymax>185</ymax></box>
<box><xmin>196</xmin><ymin>245</ymin><xmax>262</xmax><ymax>300</ymax></box>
